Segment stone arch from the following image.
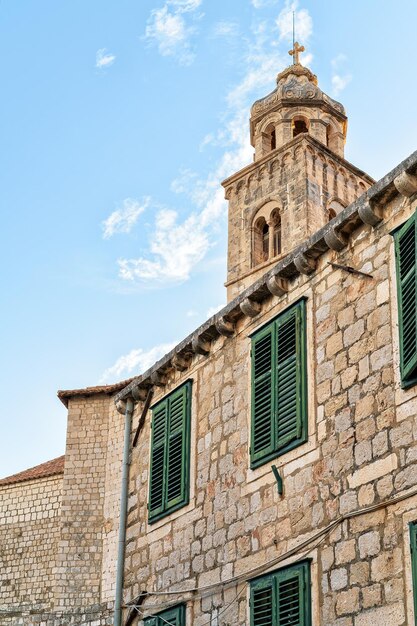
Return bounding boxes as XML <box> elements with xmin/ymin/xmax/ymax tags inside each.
<box><xmin>327</xmin><ymin>196</ymin><xmax>346</xmax><ymax>221</ymax></box>
<box><xmin>251</xmin><ymin>199</ymin><xmax>283</xmax><ymax>267</ymax></box>
<box><xmin>291</xmin><ymin>114</ymin><xmax>310</xmax><ymax>138</ymax></box>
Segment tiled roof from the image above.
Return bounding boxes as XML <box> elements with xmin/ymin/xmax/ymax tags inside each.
<box><xmin>0</xmin><ymin>455</ymin><xmax>65</xmax><ymax>486</ymax></box>
<box><xmin>57</xmin><ymin>378</ymin><xmax>134</xmax><ymax>407</ymax></box>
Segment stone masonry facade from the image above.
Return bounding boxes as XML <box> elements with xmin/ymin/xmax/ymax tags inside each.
<box><xmin>2</xmin><ymin>56</ymin><xmax>417</xmax><ymax>626</ymax></box>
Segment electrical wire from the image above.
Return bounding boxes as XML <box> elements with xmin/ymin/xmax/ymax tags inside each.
<box><xmin>131</xmin><ymin>526</ymin><xmax>332</xmax><ymax>624</ymax></box>
<box><xmin>125</xmin><ymin>483</ymin><xmax>417</xmax><ymax>611</ymax></box>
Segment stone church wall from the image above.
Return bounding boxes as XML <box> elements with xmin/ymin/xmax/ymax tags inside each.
<box><xmin>123</xmin><ymin>188</ymin><xmax>417</xmax><ymax>625</ymax></box>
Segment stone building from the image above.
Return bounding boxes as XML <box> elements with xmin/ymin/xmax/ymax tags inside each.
<box><xmin>2</xmin><ymin>47</ymin><xmax>417</xmax><ymax>626</ymax></box>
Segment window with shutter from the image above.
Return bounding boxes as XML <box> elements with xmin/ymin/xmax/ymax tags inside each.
<box><xmin>250</xmin><ymin>299</ymin><xmax>307</xmax><ymax>468</ymax></box>
<box><xmin>144</xmin><ymin>604</ymin><xmax>186</xmax><ymax>626</ymax></box>
<box><xmin>394</xmin><ymin>212</ymin><xmax>417</xmax><ymax>387</ymax></box>
<box><xmin>148</xmin><ymin>382</ymin><xmax>191</xmax><ymax>523</ymax></box>
<box><xmin>410</xmin><ymin>522</ymin><xmax>417</xmax><ymax>626</ymax></box>
<box><xmin>250</xmin><ymin>561</ymin><xmax>311</xmax><ymax>626</ymax></box>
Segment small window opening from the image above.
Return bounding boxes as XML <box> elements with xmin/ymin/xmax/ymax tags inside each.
<box><xmin>293</xmin><ymin>119</ymin><xmax>308</xmax><ymax>138</ymax></box>
<box><xmin>271</xmin><ymin>129</ymin><xmax>276</xmax><ymax>151</ymax></box>
<box><xmin>262</xmin><ymin>223</ymin><xmax>269</xmax><ymax>261</ymax></box>
<box><xmin>274</xmin><ymin>221</ymin><xmax>282</xmax><ymax>256</ymax></box>
<box><xmin>328</xmin><ymin>208</ymin><xmax>336</xmax><ymax>221</ymax></box>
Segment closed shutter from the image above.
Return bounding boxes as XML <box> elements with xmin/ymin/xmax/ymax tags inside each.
<box><xmin>145</xmin><ymin>605</ymin><xmax>185</xmax><ymax>626</ymax></box>
<box><xmin>251</xmin><ymin>575</ymin><xmax>276</xmax><ymax>626</ymax></box>
<box><xmin>149</xmin><ymin>401</ymin><xmax>168</xmax><ymax>520</ymax></box>
<box><xmin>165</xmin><ymin>385</ymin><xmax>190</xmax><ymax>512</ymax></box>
<box><xmin>276</xmin><ymin>301</ymin><xmax>306</xmax><ymax>450</ymax></box>
<box><xmin>251</xmin><ymin>325</ymin><xmax>276</xmax><ymax>464</ymax></box>
<box><xmin>251</xmin><ymin>562</ymin><xmax>310</xmax><ymax>626</ymax></box>
<box><xmin>276</xmin><ymin>566</ymin><xmax>304</xmax><ymax>626</ymax></box>
<box><xmin>395</xmin><ymin>214</ymin><xmax>417</xmax><ymax>382</ymax></box>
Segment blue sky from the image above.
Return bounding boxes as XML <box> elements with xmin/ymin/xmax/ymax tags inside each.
<box><xmin>1</xmin><ymin>0</ymin><xmax>416</xmax><ymax>478</ymax></box>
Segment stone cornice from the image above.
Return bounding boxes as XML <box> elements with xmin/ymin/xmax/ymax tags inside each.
<box><xmin>113</xmin><ymin>149</ymin><xmax>417</xmax><ymax>407</ymax></box>
<box><xmin>221</xmin><ymin>134</ymin><xmax>374</xmax><ymax>191</ymax></box>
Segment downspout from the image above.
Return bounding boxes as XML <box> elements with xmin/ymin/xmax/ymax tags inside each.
<box><xmin>114</xmin><ymin>397</ymin><xmax>134</xmax><ymax>626</ymax></box>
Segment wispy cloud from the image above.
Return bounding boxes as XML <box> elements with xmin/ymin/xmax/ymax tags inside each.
<box><xmin>276</xmin><ymin>0</ymin><xmax>313</xmax><ymax>44</ymax></box>
<box><xmin>251</xmin><ymin>0</ymin><xmax>279</xmax><ymax>7</ymax></box>
<box><xmin>100</xmin><ymin>341</ymin><xmax>177</xmax><ymax>383</ymax></box>
<box><xmin>96</xmin><ymin>48</ymin><xmax>116</xmax><ymax>69</ymax></box>
<box><xmin>118</xmin><ymin>209</ymin><xmax>209</xmax><ymax>283</ymax></box>
<box><xmin>331</xmin><ymin>54</ymin><xmax>352</xmax><ymax>96</ymax></box>
<box><xmin>119</xmin><ymin>2</ymin><xmax>313</xmax><ymax>287</ymax></box>
<box><xmin>144</xmin><ymin>0</ymin><xmax>203</xmax><ymax>65</ymax></box>
<box><xmin>206</xmin><ymin>303</ymin><xmax>225</xmax><ymax>318</ymax></box>
<box><xmin>102</xmin><ymin>197</ymin><xmax>149</xmax><ymax>239</ymax></box>
<box><xmin>212</xmin><ymin>21</ymin><xmax>238</xmax><ymax>38</ymax></box>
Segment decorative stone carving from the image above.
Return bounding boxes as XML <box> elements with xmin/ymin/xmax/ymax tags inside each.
<box><xmin>115</xmin><ymin>399</ymin><xmax>127</xmax><ymax>415</ymax></box>
<box><xmin>394</xmin><ymin>171</ymin><xmax>417</xmax><ymax>197</ymax></box>
<box><xmin>131</xmin><ymin>386</ymin><xmax>148</xmax><ymax>401</ymax></box>
<box><xmin>282</xmin><ymin>77</ymin><xmax>318</xmax><ymax>100</ymax></box>
<box><xmin>240</xmin><ymin>298</ymin><xmax>261</xmax><ymax>317</ymax></box>
<box><xmin>266</xmin><ymin>275</ymin><xmax>288</xmax><ymax>297</ymax></box>
<box><xmin>171</xmin><ymin>354</ymin><xmax>189</xmax><ymax>372</ymax></box>
<box><xmin>294</xmin><ymin>252</ymin><xmax>316</xmax><ymax>275</ymax></box>
<box><xmin>192</xmin><ymin>335</ymin><xmax>210</xmax><ymax>356</ymax></box>
<box><xmin>324</xmin><ymin>226</ymin><xmax>348</xmax><ymax>251</ymax></box>
<box><xmin>150</xmin><ymin>371</ymin><xmax>167</xmax><ymax>387</ymax></box>
<box><xmin>215</xmin><ymin>317</ymin><xmax>235</xmax><ymax>337</ymax></box>
<box><xmin>358</xmin><ymin>202</ymin><xmax>382</xmax><ymax>226</ymax></box>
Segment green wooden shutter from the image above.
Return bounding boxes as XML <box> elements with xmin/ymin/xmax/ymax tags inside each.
<box><xmin>410</xmin><ymin>522</ymin><xmax>417</xmax><ymax>626</ymax></box>
<box><xmin>251</xmin><ymin>574</ymin><xmax>276</xmax><ymax>626</ymax></box>
<box><xmin>395</xmin><ymin>214</ymin><xmax>417</xmax><ymax>383</ymax></box>
<box><xmin>145</xmin><ymin>605</ymin><xmax>185</xmax><ymax>626</ymax></box>
<box><xmin>276</xmin><ymin>565</ymin><xmax>305</xmax><ymax>626</ymax></box>
<box><xmin>149</xmin><ymin>401</ymin><xmax>168</xmax><ymax>520</ymax></box>
<box><xmin>251</xmin><ymin>324</ymin><xmax>276</xmax><ymax>465</ymax></box>
<box><xmin>165</xmin><ymin>385</ymin><xmax>190</xmax><ymax>512</ymax></box>
<box><xmin>276</xmin><ymin>301</ymin><xmax>306</xmax><ymax>450</ymax></box>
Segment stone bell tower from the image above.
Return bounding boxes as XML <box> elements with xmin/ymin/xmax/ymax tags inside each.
<box><xmin>222</xmin><ymin>43</ymin><xmax>374</xmax><ymax>301</ymax></box>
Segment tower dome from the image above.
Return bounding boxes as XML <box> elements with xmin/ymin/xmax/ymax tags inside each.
<box><xmin>250</xmin><ymin>46</ymin><xmax>347</xmax><ymax>160</ymax></box>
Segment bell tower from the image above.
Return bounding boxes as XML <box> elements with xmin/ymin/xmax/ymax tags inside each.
<box><xmin>222</xmin><ymin>44</ymin><xmax>374</xmax><ymax>302</ymax></box>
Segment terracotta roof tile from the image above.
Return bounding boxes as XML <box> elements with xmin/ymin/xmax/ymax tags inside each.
<box><xmin>57</xmin><ymin>378</ymin><xmax>134</xmax><ymax>407</ymax></box>
<box><xmin>0</xmin><ymin>455</ymin><xmax>65</xmax><ymax>486</ymax></box>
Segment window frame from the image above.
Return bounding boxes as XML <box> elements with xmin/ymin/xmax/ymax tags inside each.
<box><xmin>249</xmin><ymin>298</ymin><xmax>308</xmax><ymax>469</ymax></box>
<box><xmin>393</xmin><ymin>212</ymin><xmax>417</xmax><ymax>388</ymax></box>
<box><xmin>148</xmin><ymin>381</ymin><xmax>192</xmax><ymax>524</ymax></box>
<box><xmin>250</xmin><ymin>560</ymin><xmax>311</xmax><ymax>626</ymax></box>
<box><xmin>144</xmin><ymin>603</ymin><xmax>186</xmax><ymax>626</ymax></box>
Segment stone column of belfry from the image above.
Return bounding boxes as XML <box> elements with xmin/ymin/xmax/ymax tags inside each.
<box><xmin>268</xmin><ymin>219</ymin><xmax>275</xmax><ymax>259</ymax></box>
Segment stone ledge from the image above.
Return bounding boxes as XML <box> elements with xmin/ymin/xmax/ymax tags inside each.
<box><xmin>114</xmin><ymin>149</ymin><xmax>417</xmax><ymax>404</ymax></box>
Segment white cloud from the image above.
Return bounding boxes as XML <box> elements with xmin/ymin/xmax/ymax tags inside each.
<box><xmin>212</xmin><ymin>21</ymin><xmax>238</xmax><ymax>37</ymax></box>
<box><xmin>331</xmin><ymin>54</ymin><xmax>352</xmax><ymax>96</ymax></box>
<box><xmin>276</xmin><ymin>0</ymin><xmax>313</xmax><ymax>44</ymax></box>
<box><xmin>118</xmin><ymin>210</ymin><xmax>209</xmax><ymax>283</ymax></box>
<box><xmin>186</xmin><ymin>309</ymin><xmax>198</xmax><ymax>317</ymax></box>
<box><xmin>96</xmin><ymin>48</ymin><xmax>116</xmax><ymax>69</ymax></box>
<box><xmin>100</xmin><ymin>342</ymin><xmax>177</xmax><ymax>383</ymax></box>
<box><xmin>144</xmin><ymin>0</ymin><xmax>202</xmax><ymax>65</ymax></box>
<box><xmin>251</xmin><ymin>0</ymin><xmax>279</xmax><ymax>7</ymax></box>
<box><xmin>102</xmin><ymin>197</ymin><xmax>149</xmax><ymax>239</ymax></box>
<box><xmin>206</xmin><ymin>303</ymin><xmax>225</xmax><ymax>318</ymax></box>
<box><xmin>120</xmin><ymin>4</ymin><xmax>313</xmax><ymax>287</ymax></box>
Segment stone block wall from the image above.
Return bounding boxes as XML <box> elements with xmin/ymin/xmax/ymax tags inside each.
<box><xmin>0</xmin><ymin>475</ymin><xmax>62</xmax><ymax>612</ymax></box>
<box><xmin>123</xmin><ymin>189</ymin><xmax>417</xmax><ymax>625</ymax></box>
<box><xmin>224</xmin><ymin>134</ymin><xmax>371</xmax><ymax>301</ymax></box>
